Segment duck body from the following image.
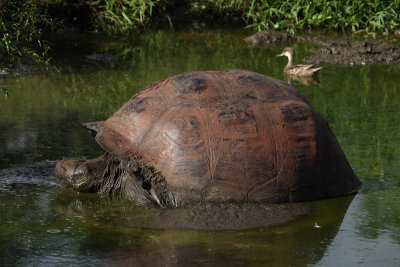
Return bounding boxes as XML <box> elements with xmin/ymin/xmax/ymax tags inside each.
<box><xmin>277</xmin><ymin>47</ymin><xmax>323</xmax><ymax>77</ymax></box>
<box><xmin>284</xmin><ymin>64</ymin><xmax>323</xmax><ymax>76</ymax></box>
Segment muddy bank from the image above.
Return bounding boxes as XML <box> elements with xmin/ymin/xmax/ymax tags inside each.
<box><xmin>245</xmin><ymin>30</ymin><xmax>400</xmax><ymax>65</ymax></box>
<box><xmin>243</xmin><ymin>30</ymin><xmax>326</xmax><ymax>45</ymax></box>
<box><xmin>304</xmin><ymin>40</ymin><xmax>400</xmax><ymax>65</ymax></box>
<box><xmin>243</xmin><ymin>30</ymin><xmax>300</xmax><ymax>45</ymax></box>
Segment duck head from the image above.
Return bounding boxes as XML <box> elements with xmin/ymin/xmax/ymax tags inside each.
<box><xmin>277</xmin><ymin>47</ymin><xmax>295</xmax><ymax>63</ymax></box>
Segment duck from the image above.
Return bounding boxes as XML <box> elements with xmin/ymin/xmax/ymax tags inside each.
<box><xmin>277</xmin><ymin>47</ymin><xmax>323</xmax><ymax>76</ymax></box>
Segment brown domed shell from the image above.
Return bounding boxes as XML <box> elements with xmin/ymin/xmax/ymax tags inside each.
<box><xmin>86</xmin><ymin>70</ymin><xmax>360</xmax><ymax>203</ymax></box>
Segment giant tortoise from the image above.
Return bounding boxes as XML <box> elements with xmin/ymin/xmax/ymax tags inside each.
<box><xmin>56</xmin><ymin>70</ymin><xmax>361</xmax><ymax>207</ymax></box>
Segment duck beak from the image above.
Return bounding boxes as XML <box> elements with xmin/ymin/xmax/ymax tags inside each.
<box><xmin>276</xmin><ymin>53</ymin><xmax>284</xmax><ymax>57</ymax></box>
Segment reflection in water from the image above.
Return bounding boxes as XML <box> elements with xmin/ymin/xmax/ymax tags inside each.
<box><xmin>0</xmin><ymin>161</ymin><xmax>356</xmax><ymax>265</ymax></box>
<box><xmin>108</xmin><ymin>198</ymin><xmax>354</xmax><ymax>266</ymax></box>
<box><xmin>0</xmin><ymin>28</ymin><xmax>400</xmax><ymax>265</ymax></box>
<box><xmin>53</xmin><ymin>188</ymin><xmax>355</xmax><ymax>265</ymax></box>
<box><xmin>318</xmin><ymin>192</ymin><xmax>400</xmax><ymax>266</ymax></box>
<box><xmin>286</xmin><ymin>74</ymin><xmax>321</xmax><ymax>86</ymax></box>
<box><xmin>356</xmin><ymin>188</ymin><xmax>400</xmax><ymax>243</ymax></box>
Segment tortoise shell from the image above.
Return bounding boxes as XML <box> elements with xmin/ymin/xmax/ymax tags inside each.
<box><xmin>86</xmin><ymin>70</ymin><xmax>360</xmax><ymax>203</ymax></box>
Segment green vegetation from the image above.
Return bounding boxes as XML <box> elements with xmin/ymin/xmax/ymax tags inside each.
<box><xmin>242</xmin><ymin>0</ymin><xmax>400</xmax><ymax>35</ymax></box>
<box><xmin>187</xmin><ymin>0</ymin><xmax>400</xmax><ymax>35</ymax></box>
<box><xmin>3</xmin><ymin>0</ymin><xmax>400</xmax><ymax>39</ymax></box>
<box><xmin>0</xmin><ymin>1</ymin><xmax>56</xmax><ymax>70</ymax></box>
<box><xmin>84</xmin><ymin>0</ymin><xmax>164</xmax><ymax>35</ymax></box>
<box><xmin>102</xmin><ymin>0</ymin><xmax>400</xmax><ymax>36</ymax></box>
<box><xmin>0</xmin><ymin>86</ymin><xmax>8</xmax><ymax>97</ymax></box>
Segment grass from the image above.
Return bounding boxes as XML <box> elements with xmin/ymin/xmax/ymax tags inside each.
<box><xmin>241</xmin><ymin>0</ymin><xmax>400</xmax><ymax>35</ymax></box>
<box><xmin>92</xmin><ymin>0</ymin><xmax>163</xmax><ymax>35</ymax></box>
<box><xmin>53</xmin><ymin>0</ymin><xmax>400</xmax><ymax>36</ymax></box>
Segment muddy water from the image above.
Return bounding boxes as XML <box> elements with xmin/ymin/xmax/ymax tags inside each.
<box><xmin>0</xmin><ymin>28</ymin><xmax>399</xmax><ymax>266</ymax></box>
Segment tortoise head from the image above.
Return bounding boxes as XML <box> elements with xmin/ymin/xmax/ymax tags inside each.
<box><xmin>56</xmin><ymin>153</ymin><xmax>177</xmax><ymax>207</ymax></box>
<box><xmin>56</xmin><ymin>158</ymin><xmax>96</xmax><ymax>192</ymax></box>
<box><xmin>56</xmin><ymin>153</ymin><xmax>125</xmax><ymax>193</ymax></box>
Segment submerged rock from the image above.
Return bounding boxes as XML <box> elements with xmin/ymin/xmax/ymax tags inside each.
<box><xmin>0</xmin><ymin>161</ymin><xmax>59</xmax><ymax>188</ymax></box>
<box><xmin>0</xmin><ymin>64</ymin><xmax>34</xmax><ymax>77</ymax></box>
<box><xmin>244</xmin><ymin>30</ymin><xmax>298</xmax><ymax>45</ymax></box>
<box><xmin>128</xmin><ymin>202</ymin><xmax>309</xmax><ymax>230</ymax></box>
<box><xmin>0</xmin><ymin>69</ymin><xmax>10</xmax><ymax>76</ymax></box>
<box><xmin>86</xmin><ymin>54</ymin><xmax>117</xmax><ymax>63</ymax></box>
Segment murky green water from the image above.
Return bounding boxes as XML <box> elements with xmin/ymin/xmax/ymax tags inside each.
<box><xmin>0</xmin><ymin>28</ymin><xmax>399</xmax><ymax>266</ymax></box>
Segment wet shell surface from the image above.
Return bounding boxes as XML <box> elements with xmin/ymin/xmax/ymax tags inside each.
<box><xmin>86</xmin><ymin>70</ymin><xmax>361</xmax><ymax>204</ymax></box>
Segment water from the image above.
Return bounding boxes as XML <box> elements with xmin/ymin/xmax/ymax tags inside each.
<box><xmin>0</xmin><ymin>28</ymin><xmax>399</xmax><ymax>266</ymax></box>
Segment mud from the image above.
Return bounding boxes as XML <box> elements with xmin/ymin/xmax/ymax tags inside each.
<box><xmin>244</xmin><ymin>30</ymin><xmax>400</xmax><ymax>65</ymax></box>
<box><xmin>129</xmin><ymin>202</ymin><xmax>309</xmax><ymax>230</ymax></box>
<box><xmin>243</xmin><ymin>30</ymin><xmax>299</xmax><ymax>45</ymax></box>
<box><xmin>304</xmin><ymin>40</ymin><xmax>400</xmax><ymax>65</ymax></box>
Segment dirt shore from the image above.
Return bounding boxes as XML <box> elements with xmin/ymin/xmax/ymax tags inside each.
<box><xmin>245</xmin><ymin>30</ymin><xmax>400</xmax><ymax>65</ymax></box>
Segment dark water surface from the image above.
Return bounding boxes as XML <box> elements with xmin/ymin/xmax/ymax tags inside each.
<box><xmin>0</xmin><ymin>28</ymin><xmax>399</xmax><ymax>266</ymax></box>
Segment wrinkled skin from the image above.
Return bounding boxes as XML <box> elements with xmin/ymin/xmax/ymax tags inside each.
<box><xmin>56</xmin><ymin>154</ymin><xmax>177</xmax><ymax>207</ymax></box>
<box><xmin>56</xmin><ymin>155</ymin><xmax>122</xmax><ymax>193</ymax></box>
<box><xmin>56</xmin><ymin>70</ymin><xmax>361</xmax><ymax>207</ymax></box>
